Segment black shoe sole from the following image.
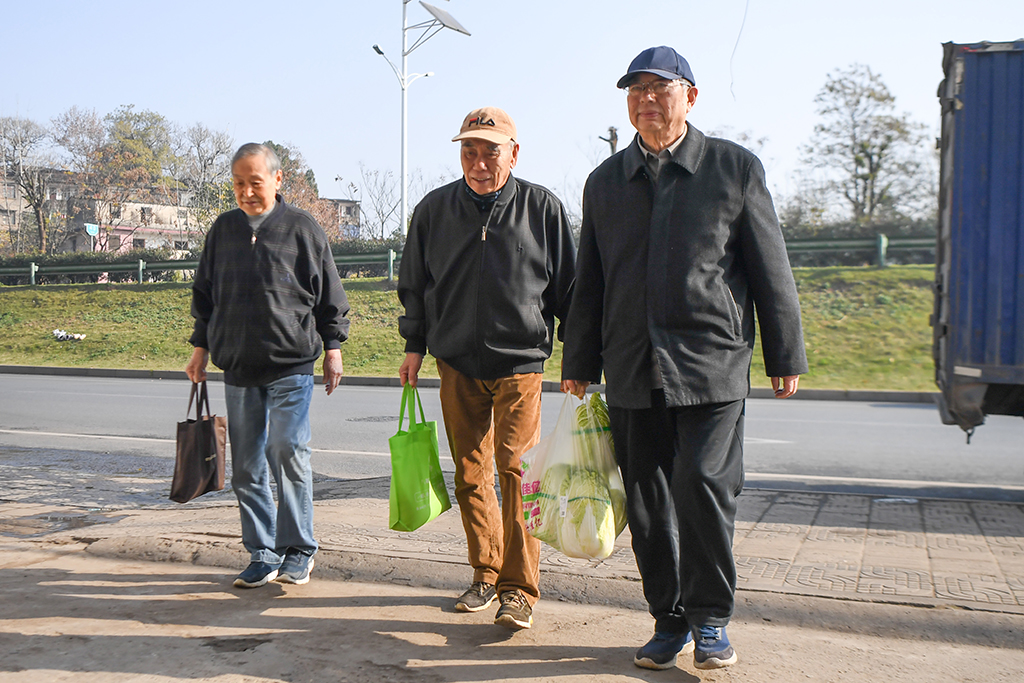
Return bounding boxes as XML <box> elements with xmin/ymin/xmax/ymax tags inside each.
<box><xmin>634</xmin><ymin>640</ymin><xmax>694</xmax><ymax>669</ymax></box>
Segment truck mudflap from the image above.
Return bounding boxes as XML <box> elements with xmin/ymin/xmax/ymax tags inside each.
<box><xmin>938</xmin><ymin>381</ymin><xmax>1024</xmax><ymax>439</ymax></box>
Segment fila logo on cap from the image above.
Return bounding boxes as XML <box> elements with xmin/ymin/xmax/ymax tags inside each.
<box><xmin>452</xmin><ymin>107</ymin><xmax>517</xmax><ymax>144</ymax></box>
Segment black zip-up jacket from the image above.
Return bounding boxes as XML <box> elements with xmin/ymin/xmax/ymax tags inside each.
<box><xmin>189</xmin><ymin>195</ymin><xmax>350</xmax><ymax>387</ymax></box>
<box><xmin>563</xmin><ymin>129</ymin><xmax>808</xmax><ymax>408</ymax></box>
<box><xmin>398</xmin><ymin>176</ymin><xmax>576</xmax><ymax>380</ymax></box>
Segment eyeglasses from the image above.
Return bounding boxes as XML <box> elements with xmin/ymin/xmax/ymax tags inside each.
<box><xmin>623</xmin><ymin>79</ymin><xmax>688</xmax><ymax>98</ymax></box>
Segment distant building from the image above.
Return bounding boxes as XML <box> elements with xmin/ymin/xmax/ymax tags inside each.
<box><xmin>1</xmin><ymin>172</ymin><xmax>362</xmax><ymax>254</ymax></box>
<box><xmin>318</xmin><ymin>197</ymin><xmax>362</xmax><ymax>240</ymax></box>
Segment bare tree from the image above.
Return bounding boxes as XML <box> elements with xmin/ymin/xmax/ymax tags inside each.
<box><xmin>168</xmin><ymin>123</ymin><xmax>234</xmax><ymax>239</ymax></box>
<box><xmin>51</xmin><ymin>106</ymin><xmax>105</xmax><ymax>172</ymax></box>
<box><xmin>356</xmin><ymin>164</ymin><xmax>400</xmax><ymax>240</ymax></box>
<box><xmin>706</xmin><ymin>126</ymin><xmax>769</xmax><ymax>158</ymax></box>
<box><xmin>0</xmin><ymin>116</ymin><xmax>57</xmax><ymax>252</ymax></box>
<box><xmin>802</xmin><ymin>64</ymin><xmax>933</xmax><ymax>224</ymax></box>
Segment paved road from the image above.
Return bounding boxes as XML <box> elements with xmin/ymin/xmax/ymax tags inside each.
<box><xmin>1</xmin><ymin>374</ymin><xmax>1021</xmax><ymax>501</ymax></box>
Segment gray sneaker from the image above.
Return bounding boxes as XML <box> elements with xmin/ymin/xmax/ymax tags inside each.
<box><xmin>455</xmin><ymin>581</ymin><xmax>496</xmax><ymax>612</ymax></box>
<box><xmin>494</xmin><ymin>590</ymin><xmax>532</xmax><ymax>630</ymax></box>
<box><xmin>275</xmin><ymin>552</ymin><xmax>314</xmax><ymax>585</ymax></box>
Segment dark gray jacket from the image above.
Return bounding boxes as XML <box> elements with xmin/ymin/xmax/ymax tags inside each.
<box><xmin>562</xmin><ymin>128</ymin><xmax>808</xmax><ymax>409</ymax></box>
<box><xmin>190</xmin><ymin>195</ymin><xmax>350</xmax><ymax>387</ymax></box>
<box><xmin>398</xmin><ymin>176</ymin><xmax>576</xmax><ymax>380</ymax></box>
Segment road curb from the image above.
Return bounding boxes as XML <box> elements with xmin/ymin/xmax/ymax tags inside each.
<box><xmin>0</xmin><ymin>364</ymin><xmax>940</xmax><ymax>402</ymax></box>
<box><xmin>81</xmin><ymin>535</ymin><xmax>651</xmax><ymax>611</ymax></box>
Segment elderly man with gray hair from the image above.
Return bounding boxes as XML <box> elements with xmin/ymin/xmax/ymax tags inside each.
<box><xmin>398</xmin><ymin>107</ymin><xmax>576</xmax><ymax>630</ymax></box>
<box><xmin>186</xmin><ymin>142</ymin><xmax>350</xmax><ymax>589</ymax></box>
<box><xmin>563</xmin><ymin>46</ymin><xmax>807</xmax><ymax>670</ymax></box>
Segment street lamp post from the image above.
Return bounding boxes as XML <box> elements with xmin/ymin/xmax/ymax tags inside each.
<box><xmin>373</xmin><ymin>1</ymin><xmax>469</xmax><ymax>237</ymax></box>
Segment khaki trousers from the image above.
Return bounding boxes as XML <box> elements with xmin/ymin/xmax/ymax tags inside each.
<box><xmin>437</xmin><ymin>360</ymin><xmax>542</xmax><ymax>604</ymax></box>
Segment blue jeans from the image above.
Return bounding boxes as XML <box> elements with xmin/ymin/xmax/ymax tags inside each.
<box><xmin>224</xmin><ymin>374</ymin><xmax>317</xmax><ymax>564</ymax></box>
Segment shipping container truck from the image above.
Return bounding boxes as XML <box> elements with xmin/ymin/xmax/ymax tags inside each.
<box><xmin>933</xmin><ymin>40</ymin><xmax>1024</xmax><ymax>438</ymax></box>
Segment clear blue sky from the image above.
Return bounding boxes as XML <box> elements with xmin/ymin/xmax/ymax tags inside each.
<box><xmin>4</xmin><ymin>1</ymin><xmax>1023</xmax><ymax>210</ymax></box>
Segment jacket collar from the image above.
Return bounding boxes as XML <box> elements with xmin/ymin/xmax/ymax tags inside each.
<box><xmin>459</xmin><ymin>175</ymin><xmax>517</xmax><ymax>209</ymax></box>
<box><xmin>623</xmin><ymin>126</ymin><xmax>706</xmax><ymax>181</ymax></box>
<box><xmin>235</xmin><ymin>193</ymin><xmax>286</xmax><ymax>224</ymax></box>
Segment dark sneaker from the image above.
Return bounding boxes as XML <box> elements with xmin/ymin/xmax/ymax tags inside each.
<box><xmin>455</xmin><ymin>582</ymin><xmax>497</xmax><ymax>612</ymax></box>
<box><xmin>634</xmin><ymin>631</ymin><xmax>695</xmax><ymax>670</ymax></box>
<box><xmin>276</xmin><ymin>552</ymin><xmax>314</xmax><ymax>585</ymax></box>
<box><xmin>494</xmin><ymin>590</ymin><xmax>532</xmax><ymax>630</ymax></box>
<box><xmin>233</xmin><ymin>561</ymin><xmax>280</xmax><ymax>588</ymax></box>
<box><xmin>693</xmin><ymin>625</ymin><xmax>738</xmax><ymax>669</ymax></box>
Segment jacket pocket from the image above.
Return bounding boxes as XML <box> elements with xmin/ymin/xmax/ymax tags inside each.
<box><xmin>724</xmin><ymin>285</ymin><xmax>742</xmax><ymax>339</ymax></box>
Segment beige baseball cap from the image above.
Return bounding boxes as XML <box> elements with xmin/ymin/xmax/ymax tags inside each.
<box><xmin>451</xmin><ymin>106</ymin><xmax>517</xmax><ymax>144</ymax></box>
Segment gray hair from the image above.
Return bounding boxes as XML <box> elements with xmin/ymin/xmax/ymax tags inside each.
<box><xmin>232</xmin><ymin>142</ymin><xmax>281</xmax><ymax>174</ymax></box>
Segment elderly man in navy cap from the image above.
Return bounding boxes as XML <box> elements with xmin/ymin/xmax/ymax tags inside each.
<box><xmin>562</xmin><ymin>47</ymin><xmax>808</xmax><ymax>670</ymax></box>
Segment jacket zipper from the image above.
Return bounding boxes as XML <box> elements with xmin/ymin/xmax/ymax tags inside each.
<box><xmin>475</xmin><ymin>207</ymin><xmax>496</xmax><ymax>364</ymax></box>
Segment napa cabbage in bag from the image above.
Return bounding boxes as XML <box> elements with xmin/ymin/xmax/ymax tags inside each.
<box><xmin>521</xmin><ymin>392</ymin><xmax>627</xmax><ymax>559</ymax></box>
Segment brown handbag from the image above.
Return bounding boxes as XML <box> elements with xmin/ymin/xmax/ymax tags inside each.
<box><xmin>170</xmin><ymin>380</ymin><xmax>227</xmax><ymax>503</ymax></box>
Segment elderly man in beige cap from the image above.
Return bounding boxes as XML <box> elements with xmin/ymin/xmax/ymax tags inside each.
<box><xmin>397</xmin><ymin>107</ymin><xmax>577</xmax><ymax>630</ymax></box>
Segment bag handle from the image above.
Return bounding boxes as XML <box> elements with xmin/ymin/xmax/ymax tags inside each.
<box><xmin>397</xmin><ymin>384</ymin><xmax>428</xmax><ymax>431</ymax></box>
<box><xmin>187</xmin><ymin>381</ymin><xmax>214</xmax><ymax>421</ymax></box>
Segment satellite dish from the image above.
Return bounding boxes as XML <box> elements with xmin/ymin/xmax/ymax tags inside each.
<box><xmin>420</xmin><ymin>2</ymin><xmax>471</xmax><ymax>36</ymax></box>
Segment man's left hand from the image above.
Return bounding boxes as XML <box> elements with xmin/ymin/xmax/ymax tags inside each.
<box><xmin>771</xmin><ymin>375</ymin><xmax>800</xmax><ymax>398</ymax></box>
<box><xmin>324</xmin><ymin>349</ymin><xmax>344</xmax><ymax>395</ymax></box>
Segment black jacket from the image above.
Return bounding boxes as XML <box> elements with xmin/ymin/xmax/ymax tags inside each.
<box><xmin>398</xmin><ymin>177</ymin><xmax>576</xmax><ymax>380</ymax></box>
<box><xmin>562</xmin><ymin>129</ymin><xmax>808</xmax><ymax>408</ymax></box>
<box><xmin>190</xmin><ymin>196</ymin><xmax>350</xmax><ymax>387</ymax></box>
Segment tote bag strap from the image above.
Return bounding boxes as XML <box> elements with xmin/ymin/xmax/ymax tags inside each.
<box><xmin>187</xmin><ymin>381</ymin><xmax>215</xmax><ymax>421</ymax></box>
<box><xmin>186</xmin><ymin>381</ymin><xmax>215</xmax><ymax>421</ymax></box>
<box><xmin>186</xmin><ymin>381</ymin><xmax>200</xmax><ymax>420</ymax></box>
<box><xmin>198</xmin><ymin>380</ymin><xmax>214</xmax><ymax>419</ymax></box>
<box><xmin>397</xmin><ymin>384</ymin><xmax>429</xmax><ymax>432</ymax></box>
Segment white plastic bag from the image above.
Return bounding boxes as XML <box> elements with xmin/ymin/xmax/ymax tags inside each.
<box><xmin>521</xmin><ymin>392</ymin><xmax>627</xmax><ymax>560</ymax></box>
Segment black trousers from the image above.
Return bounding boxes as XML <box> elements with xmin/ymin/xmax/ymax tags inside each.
<box><xmin>609</xmin><ymin>391</ymin><xmax>745</xmax><ymax>634</ymax></box>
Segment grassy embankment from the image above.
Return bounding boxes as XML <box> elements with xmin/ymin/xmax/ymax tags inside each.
<box><xmin>0</xmin><ymin>265</ymin><xmax>937</xmax><ymax>391</ymax></box>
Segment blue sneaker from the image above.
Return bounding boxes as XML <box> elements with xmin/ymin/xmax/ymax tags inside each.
<box><xmin>276</xmin><ymin>551</ymin><xmax>314</xmax><ymax>585</ymax></box>
<box><xmin>233</xmin><ymin>561</ymin><xmax>281</xmax><ymax>588</ymax></box>
<box><xmin>634</xmin><ymin>631</ymin><xmax>694</xmax><ymax>670</ymax></box>
<box><xmin>693</xmin><ymin>625</ymin><xmax>737</xmax><ymax>669</ymax></box>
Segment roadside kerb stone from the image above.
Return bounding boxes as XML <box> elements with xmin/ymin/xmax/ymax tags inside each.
<box><xmin>3</xmin><ymin>469</ymin><xmax>1022</xmax><ymax>615</ymax></box>
<box><xmin>0</xmin><ymin>364</ymin><xmax>942</xmax><ymax>402</ymax></box>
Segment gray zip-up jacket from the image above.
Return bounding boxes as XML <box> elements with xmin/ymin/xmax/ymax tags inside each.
<box><xmin>563</xmin><ymin>129</ymin><xmax>808</xmax><ymax>408</ymax></box>
<box><xmin>398</xmin><ymin>176</ymin><xmax>576</xmax><ymax>380</ymax></box>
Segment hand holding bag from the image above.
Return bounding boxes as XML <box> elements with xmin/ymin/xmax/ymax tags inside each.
<box><xmin>170</xmin><ymin>381</ymin><xmax>227</xmax><ymax>503</ymax></box>
<box><xmin>388</xmin><ymin>384</ymin><xmax>451</xmax><ymax>531</ymax></box>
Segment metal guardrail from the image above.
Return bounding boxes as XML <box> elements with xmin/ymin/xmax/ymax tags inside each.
<box><xmin>786</xmin><ymin>235</ymin><xmax>934</xmax><ymax>267</ymax></box>
<box><xmin>0</xmin><ymin>250</ymin><xmax>403</xmax><ymax>284</ymax></box>
<box><xmin>1</xmin><ymin>234</ymin><xmax>935</xmax><ymax>285</ymax></box>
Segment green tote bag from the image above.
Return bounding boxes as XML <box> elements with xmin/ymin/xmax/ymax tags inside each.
<box><xmin>388</xmin><ymin>384</ymin><xmax>451</xmax><ymax>531</ymax></box>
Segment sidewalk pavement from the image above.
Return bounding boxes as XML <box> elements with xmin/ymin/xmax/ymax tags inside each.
<box><xmin>5</xmin><ymin>473</ymin><xmax>1023</xmax><ymax>615</ymax></box>
<box><xmin>3</xmin><ymin>466</ymin><xmax>1024</xmax><ymax>681</ymax></box>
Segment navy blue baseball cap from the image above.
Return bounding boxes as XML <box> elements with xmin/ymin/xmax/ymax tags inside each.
<box><xmin>616</xmin><ymin>46</ymin><xmax>695</xmax><ymax>89</ymax></box>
